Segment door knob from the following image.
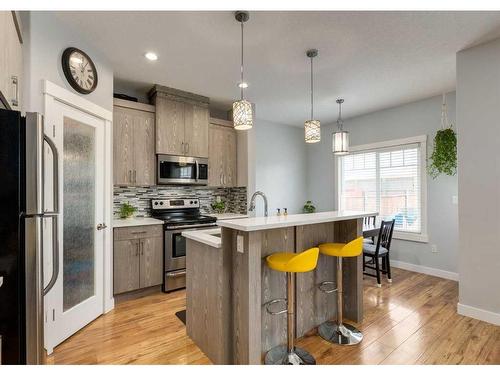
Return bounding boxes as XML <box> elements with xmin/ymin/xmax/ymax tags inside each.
<box><xmin>97</xmin><ymin>223</ymin><xmax>107</xmax><ymax>230</ymax></box>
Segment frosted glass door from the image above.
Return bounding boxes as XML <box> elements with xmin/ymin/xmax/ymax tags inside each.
<box><xmin>43</xmin><ymin>93</ymin><xmax>106</xmax><ymax>353</ymax></box>
<box><xmin>62</xmin><ymin>117</ymin><xmax>96</xmax><ymax>311</ymax></box>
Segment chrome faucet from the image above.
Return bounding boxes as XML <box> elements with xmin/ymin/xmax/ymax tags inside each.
<box><xmin>248</xmin><ymin>191</ymin><xmax>269</xmax><ymax>217</ymax></box>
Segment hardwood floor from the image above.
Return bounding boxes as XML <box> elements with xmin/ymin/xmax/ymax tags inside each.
<box><xmin>46</xmin><ymin>268</ymin><xmax>500</xmax><ymax>365</ymax></box>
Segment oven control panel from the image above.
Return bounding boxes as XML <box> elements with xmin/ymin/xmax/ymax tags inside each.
<box><xmin>151</xmin><ymin>198</ymin><xmax>199</xmax><ymax>210</ymax></box>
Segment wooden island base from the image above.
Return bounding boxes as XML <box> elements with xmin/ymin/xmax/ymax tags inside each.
<box><xmin>186</xmin><ymin>217</ymin><xmax>364</xmax><ymax>364</ymax></box>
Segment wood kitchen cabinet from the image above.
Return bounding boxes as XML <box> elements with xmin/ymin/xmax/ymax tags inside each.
<box><xmin>113</xmin><ymin>225</ymin><xmax>163</xmax><ymax>295</ymax></box>
<box><xmin>113</xmin><ymin>99</ymin><xmax>155</xmax><ymax>186</ymax></box>
<box><xmin>150</xmin><ymin>85</ymin><xmax>210</xmax><ymax>158</ymax></box>
<box><xmin>0</xmin><ymin>11</ymin><xmax>23</xmax><ymax>111</ymax></box>
<box><xmin>208</xmin><ymin>119</ymin><xmax>237</xmax><ymax>187</ymax></box>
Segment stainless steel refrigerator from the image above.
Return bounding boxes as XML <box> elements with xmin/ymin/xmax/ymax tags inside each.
<box><xmin>0</xmin><ymin>108</ymin><xmax>59</xmax><ymax>364</ymax></box>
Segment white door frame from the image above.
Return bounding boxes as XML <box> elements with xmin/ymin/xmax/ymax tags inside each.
<box><xmin>42</xmin><ymin>79</ymin><xmax>114</xmax><ymax>318</ymax></box>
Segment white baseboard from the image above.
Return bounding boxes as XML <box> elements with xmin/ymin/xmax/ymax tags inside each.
<box><xmin>391</xmin><ymin>260</ymin><xmax>458</xmax><ymax>281</ymax></box>
<box><xmin>457</xmin><ymin>303</ymin><xmax>500</xmax><ymax>326</ymax></box>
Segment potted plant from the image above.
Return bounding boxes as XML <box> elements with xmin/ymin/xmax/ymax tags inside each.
<box><xmin>303</xmin><ymin>200</ymin><xmax>316</xmax><ymax>214</ymax></box>
<box><xmin>119</xmin><ymin>202</ymin><xmax>136</xmax><ymax>219</ymax></box>
<box><xmin>429</xmin><ymin>127</ymin><xmax>457</xmax><ymax>178</ymax></box>
<box><xmin>211</xmin><ymin>199</ymin><xmax>226</xmax><ymax>214</ymax></box>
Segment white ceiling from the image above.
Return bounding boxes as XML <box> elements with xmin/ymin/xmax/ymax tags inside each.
<box><xmin>53</xmin><ymin>11</ymin><xmax>500</xmax><ymax>126</ymax></box>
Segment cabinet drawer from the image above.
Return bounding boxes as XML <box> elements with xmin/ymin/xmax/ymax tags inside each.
<box><xmin>114</xmin><ymin>225</ymin><xmax>163</xmax><ymax>241</ymax></box>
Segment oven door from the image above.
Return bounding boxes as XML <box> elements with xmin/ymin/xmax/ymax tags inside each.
<box><xmin>157</xmin><ymin>154</ymin><xmax>208</xmax><ymax>185</ymax></box>
<box><xmin>164</xmin><ymin>224</ymin><xmax>215</xmax><ymax>271</ymax></box>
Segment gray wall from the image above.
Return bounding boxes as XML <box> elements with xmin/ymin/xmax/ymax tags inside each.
<box><xmin>306</xmin><ymin>94</ymin><xmax>459</xmax><ymax>274</ymax></box>
<box><xmin>457</xmin><ymin>38</ymin><xmax>500</xmax><ymax>317</ymax></box>
<box><xmin>254</xmin><ymin>119</ymin><xmax>309</xmax><ymax>216</ymax></box>
<box><xmin>21</xmin><ymin>12</ymin><xmax>114</xmax><ymax>113</ymax></box>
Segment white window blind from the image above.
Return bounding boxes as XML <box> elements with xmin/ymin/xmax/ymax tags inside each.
<box><xmin>338</xmin><ymin>141</ymin><xmax>424</xmax><ymax>236</ymax></box>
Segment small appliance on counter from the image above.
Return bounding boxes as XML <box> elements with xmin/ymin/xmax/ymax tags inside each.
<box><xmin>151</xmin><ymin>198</ymin><xmax>217</xmax><ymax>292</ymax></box>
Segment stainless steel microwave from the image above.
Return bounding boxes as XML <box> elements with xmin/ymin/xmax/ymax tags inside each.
<box><xmin>157</xmin><ymin>154</ymin><xmax>208</xmax><ymax>185</ymax></box>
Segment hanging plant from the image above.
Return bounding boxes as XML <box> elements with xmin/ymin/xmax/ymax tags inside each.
<box><xmin>428</xmin><ymin>94</ymin><xmax>457</xmax><ymax>179</ymax></box>
<box><xmin>428</xmin><ymin>127</ymin><xmax>457</xmax><ymax>178</ymax></box>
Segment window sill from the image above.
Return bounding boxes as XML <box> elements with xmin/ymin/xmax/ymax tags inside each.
<box><xmin>393</xmin><ymin>231</ymin><xmax>429</xmax><ymax>243</ymax></box>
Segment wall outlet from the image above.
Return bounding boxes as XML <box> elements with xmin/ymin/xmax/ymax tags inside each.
<box><xmin>431</xmin><ymin>244</ymin><xmax>438</xmax><ymax>253</ymax></box>
<box><xmin>237</xmin><ymin>234</ymin><xmax>244</xmax><ymax>253</ymax></box>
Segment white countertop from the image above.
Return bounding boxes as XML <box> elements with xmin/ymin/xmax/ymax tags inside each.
<box><xmin>208</xmin><ymin>213</ymin><xmax>248</xmax><ymax>221</ymax></box>
<box><xmin>113</xmin><ymin>217</ymin><xmax>164</xmax><ymax>228</ymax></box>
<box><xmin>216</xmin><ymin>210</ymin><xmax>379</xmax><ymax>232</ymax></box>
<box><xmin>182</xmin><ymin>228</ymin><xmax>222</xmax><ymax>248</ymax></box>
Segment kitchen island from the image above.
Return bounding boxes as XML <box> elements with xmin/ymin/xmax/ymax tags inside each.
<box><xmin>183</xmin><ymin>211</ymin><xmax>377</xmax><ymax>364</ymax></box>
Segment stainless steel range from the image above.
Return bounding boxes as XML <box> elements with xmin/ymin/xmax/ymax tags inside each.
<box><xmin>151</xmin><ymin>198</ymin><xmax>217</xmax><ymax>292</ymax></box>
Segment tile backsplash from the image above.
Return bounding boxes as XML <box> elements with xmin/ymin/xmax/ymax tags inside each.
<box><xmin>113</xmin><ymin>185</ymin><xmax>248</xmax><ymax>218</ymax></box>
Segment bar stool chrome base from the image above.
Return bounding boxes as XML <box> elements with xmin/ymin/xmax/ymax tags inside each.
<box><xmin>264</xmin><ymin>345</ymin><xmax>316</xmax><ymax>365</ymax></box>
<box><xmin>318</xmin><ymin>321</ymin><xmax>363</xmax><ymax>346</ymax></box>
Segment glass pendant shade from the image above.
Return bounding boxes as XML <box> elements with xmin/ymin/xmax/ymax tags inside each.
<box><xmin>304</xmin><ymin>49</ymin><xmax>320</xmax><ymax>143</ymax></box>
<box><xmin>304</xmin><ymin>120</ymin><xmax>321</xmax><ymax>143</ymax></box>
<box><xmin>332</xmin><ymin>130</ymin><xmax>349</xmax><ymax>155</ymax></box>
<box><xmin>233</xmin><ymin>11</ymin><xmax>252</xmax><ymax>130</ymax></box>
<box><xmin>233</xmin><ymin>99</ymin><xmax>253</xmax><ymax>130</ymax></box>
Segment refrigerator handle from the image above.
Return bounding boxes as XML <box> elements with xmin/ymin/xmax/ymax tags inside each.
<box><xmin>43</xmin><ymin>135</ymin><xmax>59</xmax><ymax>215</ymax></box>
<box><xmin>43</xmin><ymin>215</ymin><xmax>59</xmax><ymax>296</ymax></box>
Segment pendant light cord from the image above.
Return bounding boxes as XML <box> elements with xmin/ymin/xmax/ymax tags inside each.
<box><xmin>240</xmin><ymin>21</ymin><xmax>244</xmax><ymax>100</ymax></box>
<box><xmin>310</xmin><ymin>56</ymin><xmax>314</xmax><ymax>119</ymax></box>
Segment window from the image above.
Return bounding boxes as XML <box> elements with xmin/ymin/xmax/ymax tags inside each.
<box><xmin>337</xmin><ymin>136</ymin><xmax>428</xmax><ymax>242</ymax></box>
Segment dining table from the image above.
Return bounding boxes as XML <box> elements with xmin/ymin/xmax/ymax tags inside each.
<box><xmin>363</xmin><ymin>225</ymin><xmax>379</xmax><ymax>238</ymax></box>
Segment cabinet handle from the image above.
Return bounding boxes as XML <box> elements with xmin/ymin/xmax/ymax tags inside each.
<box><xmin>141</xmin><ymin>240</ymin><xmax>144</xmax><ymax>256</ymax></box>
<box><xmin>133</xmin><ymin>170</ymin><xmax>137</xmax><ymax>184</ymax></box>
<box><xmin>128</xmin><ymin>170</ymin><xmax>132</xmax><ymax>184</ymax></box>
<box><xmin>131</xmin><ymin>230</ymin><xmax>147</xmax><ymax>235</ymax></box>
<box><xmin>11</xmin><ymin>76</ymin><xmax>19</xmax><ymax>107</ymax></box>
<box><xmin>186</xmin><ymin>142</ymin><xmax>189</xmax><ymax>155</ymax></box>
<box><xmin>220</xmin><ymin>173</ymin><xmax>223</xmax><ymax>186</ymax></box>
<box><xmin>223</xmin><ymin>174</ymin><xmax>226</xmax><ymax>186</ymax></box>
<box><xmin>181</xmin><ymin>142</ymin><xmax>184</xmax><ymax>155</ymax></box>
<box><xmin>135</xmin><ymin>242</ymin><xmax>139</xmax><ymax>257</ymax></box>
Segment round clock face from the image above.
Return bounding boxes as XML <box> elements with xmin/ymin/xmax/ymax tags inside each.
<box><xmin>62</xmin><ymin>47</ymin><xmax>98</xmax><ymax>94</ymax></box>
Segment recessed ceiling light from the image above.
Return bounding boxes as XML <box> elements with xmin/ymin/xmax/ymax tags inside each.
<box><xmin>238</xmin><ymin>82</ymin><xmax>249</xmax><ymax>88</ymax></box>
<box><xmin>145</xmin><ymin>52</ymin><xmax>158</xmax><ymax>61</ymax></box>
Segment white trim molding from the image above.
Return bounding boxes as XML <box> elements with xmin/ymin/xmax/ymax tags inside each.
<box><xmin>392</xmin><ymin>260</ymin><xmax>458</xmax><ymax>281</ymax></box>
<box><xmin>42</xmin><ymin>80</ymin><xmax>114</xmax><ymax>314</ymax></box>
<box><xmin>457</xmin><ymin>303</ymin><xmax>500</xmax><ymax>326</ymax></box>
<box><xmin>335</xmin><ymin>134</ymin><xmax>428</xmax><ymax>243</ymax></box>
<box><xmin>43</xmin><ymin>80</ymin><xmax>113</xmax><ymax>122</ymax></box>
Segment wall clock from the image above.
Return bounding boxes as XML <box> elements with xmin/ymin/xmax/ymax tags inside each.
<box><xmin>61</xmin><ymin>47</ymin><xmax>98</xmax><ymax>94</ymax></box>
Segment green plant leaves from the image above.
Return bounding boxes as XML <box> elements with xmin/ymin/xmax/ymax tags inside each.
<box><xmin>303</xmin><ymin>200</ymin><xmax>316</xmax><ymax>213</ymax></box>
<box><xmin>119</xmin><ymin>202</ymin><xmax>136</xmax><ymax>219</ymax></box>
<box><xmin>428</xmin><ymin>127</ymin><xmax>457</xmax><ymax>179</ymax></box>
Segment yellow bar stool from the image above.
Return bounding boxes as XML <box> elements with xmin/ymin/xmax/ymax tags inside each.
<box><xmin>264</xmin><ymin>247</ymin><xmax>319</xmax><ymax>365</ymax></box>
<box><xmin>318</xmin><ymin>237</ymin><xmax>363</xmax><ymax>345</ymax></box>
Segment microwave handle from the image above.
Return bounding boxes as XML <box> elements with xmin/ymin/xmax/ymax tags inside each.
<box><xmin>195</xmin><ymin>160</ymin><xmax>199</xmax><ymax>182</ymax></box>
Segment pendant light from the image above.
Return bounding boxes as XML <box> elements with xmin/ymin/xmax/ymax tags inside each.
<box><xmin>304</xmin><ymin>49</ymin><xmax>320</xmax><ymax>143</ymax></box>
<box><xmin>332</xmin><ymin>98</ymin><xmax>349</xmax><ymax>155</ymax></box>
<box><xmin>232</xmin><ymin>11</ymin><xmax>253</xmax><ymax>130</ymax></box>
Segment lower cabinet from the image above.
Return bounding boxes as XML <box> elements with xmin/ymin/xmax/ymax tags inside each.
<box><xmin>113</xmin><ymin>225</ymin><xmax>163</xmax><ymax>295</ymax></box>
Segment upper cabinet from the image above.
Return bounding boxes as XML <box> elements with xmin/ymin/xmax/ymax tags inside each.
<box><xmin>113</xmin><ymin>99</ymin><xmax>156</xmax><ymax>186</ymax></box>
<box><xmin>208</xmin><ymin>118</ymin><xmax>237</xmax><ymax>188</ymax></box>
<box><xmin>150</xmin><ymin>85</ymin><xmax>209</xmax><ymax>158</ymax></box>
<box><xmin>0</xmin><ymin>11</ymin><xmax>23</xmax><ymax>110</ymax></box>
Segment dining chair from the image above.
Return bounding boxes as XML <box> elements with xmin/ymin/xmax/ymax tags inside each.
<box><xmin>363</xmin><ymin>215</ymin><xmax>377</xmax><ymax>244</ymax></box>
<box><xmin>362</xmin><ymin>219</ymin><xmax>395</xmax><ymax>287</ymax></box>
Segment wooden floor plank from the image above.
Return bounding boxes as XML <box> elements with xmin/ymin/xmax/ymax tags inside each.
<box><xmin>45</xmin><ymin>268</ymin><xmax>500</xmax><ymax>365</ymax></box>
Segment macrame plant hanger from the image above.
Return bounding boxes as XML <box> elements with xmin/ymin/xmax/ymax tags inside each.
<box><xmin>441</xmin><ymin>93</ymin><xmax>451</xmax><ymax>130</ymax></box>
